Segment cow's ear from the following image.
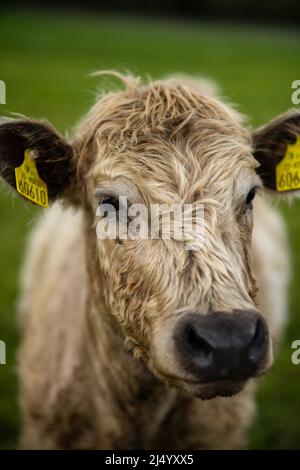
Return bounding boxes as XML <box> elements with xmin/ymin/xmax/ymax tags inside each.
<box><xmin>252</xmin><ymin>109</ymin><xmax>300</xmax><ymax>194</ymax></box>
<box><xmin>0</xmin><ymin>118</ymin><xmax>77</xmax><ymax>204</ymax></box>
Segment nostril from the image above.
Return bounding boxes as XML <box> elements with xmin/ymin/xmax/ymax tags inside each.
<box><xmin>248</xmin><ymin>317</ymin><xmax>266</xmax><ymax>363</ymax></box>
<box><xmin>185</xmin><ymin>325</ymin><xmax>214</xmax><ymax>367</ymax></box>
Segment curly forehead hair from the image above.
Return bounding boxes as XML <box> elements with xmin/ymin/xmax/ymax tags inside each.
<box><xmin>74</xmin><ymin>71</ymin><xmax>253</xmax><ymax>178</ymax></box>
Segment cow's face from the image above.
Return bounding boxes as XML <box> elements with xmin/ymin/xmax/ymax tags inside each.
<box><xmin>0</xmin><ymin>76</ymin><xmax>299</xmax><ymax>399</ymax></box>
<box><xmin>77</xmin><ymin>81</ymin><xmax>270</xmax><ymax>399</ymax></box>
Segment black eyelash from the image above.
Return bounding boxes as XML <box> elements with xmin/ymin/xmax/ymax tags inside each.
<box><xmin>101</xmin><ymin>196</ymin><xmax>120</xmax><ymax>211</ymax></box>
<box><xmin>246</xmin><ymin>187</ymin><xmax>257</xmax><ymax>205</ymax></box>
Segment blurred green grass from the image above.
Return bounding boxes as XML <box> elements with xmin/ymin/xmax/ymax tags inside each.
<box><xmin>0</xmin><ymin>9</ymin><xmax>300</xmax><ymax>449</ymax></box>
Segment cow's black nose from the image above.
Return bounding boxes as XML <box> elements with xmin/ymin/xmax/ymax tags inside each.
<box><xmin>174</xmin><ymin>310</ymin><xmax>269</xmax><ymax>382</ymax></box>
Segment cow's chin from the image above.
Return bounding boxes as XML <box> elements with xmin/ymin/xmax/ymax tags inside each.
<box><xmin>152</xmin><ymin>367</ymin><xmax>248</xmax><ymax>399</ymax></box>
<box><xmin>173</xmin><ymin>378</ymin><xmax>247</xmax><ymax>400</ymax></box>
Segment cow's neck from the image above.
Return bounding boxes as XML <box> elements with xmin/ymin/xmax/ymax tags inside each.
<box><xmin>83</xmin><ymin>227</ymin><xmax>177</xmax><ymax>448</ymax></box>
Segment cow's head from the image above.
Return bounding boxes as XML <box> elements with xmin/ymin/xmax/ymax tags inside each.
<box><xmin>1</xmin><ymin>74</ymin><xmax>299</xmax><ymax>399</ymax></box>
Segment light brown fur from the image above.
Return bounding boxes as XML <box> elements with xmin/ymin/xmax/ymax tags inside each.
<box><xmin>16</xmin><ymin>74</ymin><xmax>289</xmax><ymax>449</ymax></box>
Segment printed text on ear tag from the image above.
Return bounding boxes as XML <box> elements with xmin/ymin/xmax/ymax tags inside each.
<box><xmin>15</xmin><ymin>149</ymin><xmax>49</xmax><ymax>207</ymax></box>
<box><xmin>276</xmin><ymin>136</ymin><xmax>300</xmax><ymax>192</ymax></box>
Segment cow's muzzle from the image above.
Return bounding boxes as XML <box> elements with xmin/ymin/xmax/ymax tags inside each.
<box><xmin>174</xmin><ymin>310</ymin><xmax>270</xmax><ymax>385</ymax></box>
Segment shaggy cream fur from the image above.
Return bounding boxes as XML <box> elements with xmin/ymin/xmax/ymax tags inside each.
<box><xmin>10</xmin><ymin>73</ymin><xmax>290</xmax><ymax>449</ymax></box>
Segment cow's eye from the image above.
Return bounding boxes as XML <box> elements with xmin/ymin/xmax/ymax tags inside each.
<box><xmin>101</xmin><ymin>196</ymin><xmax>120</xmax><ymax>212</ymax></box>
<box><xmin>246</xmin><ymin>187</ymin><xmax>257</xmax><ymax>205</ymax></box>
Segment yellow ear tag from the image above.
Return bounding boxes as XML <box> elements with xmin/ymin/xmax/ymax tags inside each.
<box><xmin>276</xmin><ymin>136</ymin><xmax>300</xmax><ymax>192</ymax></box>
<box><xmin>15</xmin><ymin>149</ymin><xmax>49</xmax><ymax>207</ymax></box>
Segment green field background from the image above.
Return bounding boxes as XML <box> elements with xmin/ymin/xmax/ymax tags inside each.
<box><xmin>0</xmin><ymin>9</ymin><xmax>300</xmax><ymax>449</ymax></box>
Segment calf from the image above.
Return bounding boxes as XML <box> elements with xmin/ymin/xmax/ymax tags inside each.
<box><xmin>0</xmin><ymin>73</ymin><xmax>298</xmax><ymax>449</ymax></box>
